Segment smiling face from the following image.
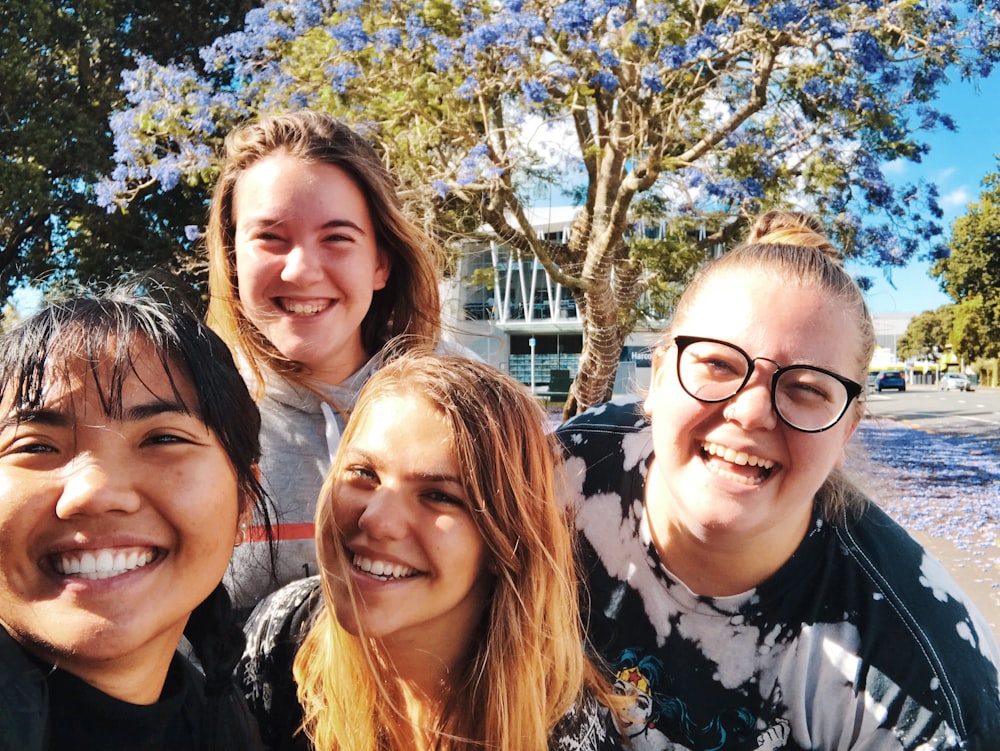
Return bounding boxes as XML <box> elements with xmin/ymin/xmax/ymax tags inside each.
<box><xmin>233</xmin><ymin>151</ymin><xmax>391</xmax><ymax>385</ymax></box>
<box><xmin>644</xmin><ymin>270</ymin><xmax>861</xmax><ymax>562</ymax></box>
<box><xmin>0</xmin><ymin>342</ymin><xmax>241</xmax><ymax>701</ymax></box>
<box><xmin>327</xmin><ymin>395</ymin><xmax>492</xmax><ymax>670</ymax></box>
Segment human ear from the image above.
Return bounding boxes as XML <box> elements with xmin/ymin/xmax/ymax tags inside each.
<box><xmin>234</xmin><ymin>464</ymin><xmax>262</xmax><ymax>546</ymax></box>
<box><xmin>833</xmin><ymin>418</ymin><xmax>860</xmax><ymax>469</ymax></box>
<box><xmin>372</xmin><ymin>247</ymin><xmax>392</xmax><ymax>291</ymax></box>
<box><xmin>643</xmin><ymin>346</ymin><xmax>669</xmax><ymax>415</ymax></box>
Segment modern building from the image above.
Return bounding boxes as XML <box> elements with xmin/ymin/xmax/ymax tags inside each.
<box><xmin>441</xmin><ymin>207</ymin><xmax>722</xmax><ymax>397</ymax></box>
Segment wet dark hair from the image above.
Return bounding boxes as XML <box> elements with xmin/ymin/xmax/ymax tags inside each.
<box><xmin>0</xmin><ymin>281</ymin><xmax>267</xmax><ymax>750</ymax></box>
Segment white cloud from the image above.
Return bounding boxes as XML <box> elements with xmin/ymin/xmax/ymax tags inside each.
<box><xmin>882</xmin><ymin>159</ymin><xmax>908</xmax><ymax>176</ymax></box>
<box><xmin>940</xmin><ymin>187</ymin><xmax>972</xmax><ymax>210</ymax></box>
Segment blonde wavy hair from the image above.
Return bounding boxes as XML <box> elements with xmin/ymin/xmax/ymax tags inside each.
<box><xmin>293</xmin><ymin>352</ymin><xmax>613</xmax><ymax>750</ymax></box>
<box><xmin>664</xmin><ymin>210</ymin><xmax>875</xmax><ymax>520</ymax></box>
<box><xmin>204</xmin><ymin>111</ymin><xmax>442</xmax><ymax>397</ymax></box>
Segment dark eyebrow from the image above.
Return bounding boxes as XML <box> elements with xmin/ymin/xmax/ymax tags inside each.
<box><xmin>1</xmin><ymin>407</ymin><xmax>70</xmax><ymax>430</ymax></box>
<box><xmin>126</xmin><ymin>399</ymin><xmax>196</xmax><ymax>421</ymax></box>
<box><xmin>2</xmin><ymin>399</ymin><xmax>196</xmax><ymax>429</ymax></box>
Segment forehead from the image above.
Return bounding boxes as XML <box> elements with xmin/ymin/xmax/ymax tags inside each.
<box><xmin>351</xmin><ymin>394</ymin><xmax>452</xmax><ymax>449</ymax></box>
<box><xmin>4</xmin><ymin>339</ymin><xmax>194</xmax><ymax>418</ymax></box>
<box><xmin>677</xmin><ymin>270</ymin><xmax>861</xmax><ymax>368</ymax></box>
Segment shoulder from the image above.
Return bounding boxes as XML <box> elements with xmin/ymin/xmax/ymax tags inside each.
<box><xmin>238</xmin><ymin>578</ymin><xmax>322</xmax><ymax>750</ymax></box>
<box><xmin>834</xmin><ymin>505</ymin><xmax>1000</xmax><ymax>738</ymax></box>
<box><xmin>0</xmin><ymin>631</ymin><xmax>48</xmax><ymax>751</ymax></box>
<box><xmin>556</xmin><ymin>398</ymin><xmax>651</xmax><ymax>464</ymax></box>
<box><xmin>549</xmin><ymin>688</ymin><xmax>622</xmax><ymax>751</ymax></box>
<box><xmin>243</xmin><ymin>576</ymin><xmax>324</xmax><ymax>657</ymax></box>
<box><xmin>557</xmin><ymin>397</ymin><xmax>649</xmax><ymax>438</ymax></box>
<box><xmin>555</xmin><ymin>398</ymin><xmax>653</xmax><ymax>505</ymax></box>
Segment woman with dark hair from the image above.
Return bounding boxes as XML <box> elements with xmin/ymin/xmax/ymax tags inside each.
<box><xmin>0</xmin><ymin>283</ymin><xmax>267</xmax><ymax>750</ymax></box>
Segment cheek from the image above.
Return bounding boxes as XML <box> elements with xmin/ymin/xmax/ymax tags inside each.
<box><xmin>233</xmin><ymin>246</ymin><xmax>270</xmax><ymax>303</ymax></box>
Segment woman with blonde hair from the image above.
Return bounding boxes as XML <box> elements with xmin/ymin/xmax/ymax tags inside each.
<box><xmin>204</xmin><ymin>111</ymin><xmax>445</xmax><ymax>610</ymax></box>
<box><xmin>239</xmin><ymin>352</ymin><xmax>621</xmax><ymax>751</ymax></box>
<box><xmin>558</xmin><ymin>210</ymin><xmax>1000</xmax><ymax>749</ymax></box>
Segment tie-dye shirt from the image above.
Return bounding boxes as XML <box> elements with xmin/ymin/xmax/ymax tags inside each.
<box><xmin>557</xmin><ymin>399</ymin><xmax>1000</xmax><ymax>751</ymax></box>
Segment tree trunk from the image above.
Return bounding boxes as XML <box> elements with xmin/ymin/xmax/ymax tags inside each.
<box><xmin>562</xmin><ymin>277</ymin><xmax>629</xmax><ymax>420</ymax></box>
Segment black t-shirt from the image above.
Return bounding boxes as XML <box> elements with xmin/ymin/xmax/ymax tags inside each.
<box><xmin>45</xmin><ymin>655</ymin><xmax>200</xmax><ymax>751</ymax></box>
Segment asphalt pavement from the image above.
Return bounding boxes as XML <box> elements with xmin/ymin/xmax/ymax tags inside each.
<box><xmin>850</xmin><ymin>384</ymin><xmax>1000</xmax><ymax>638</ymax></box>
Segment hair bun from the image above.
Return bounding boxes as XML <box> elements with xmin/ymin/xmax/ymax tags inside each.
<box><xmin>745</xmin><ymin>210</ymin><xmax>840</xmax><ymax>262</ymax></box>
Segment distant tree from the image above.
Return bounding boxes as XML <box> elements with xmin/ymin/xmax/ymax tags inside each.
<box><xmin>952</xmin><ymin>295</ymin><xmax>1000</xmax><ymax>362</ymax></box>
<box><xmin>932</xmin><ymin>169</ymin><xmax>1000</xmax><ymax>361</ymax></box>
<box><xmin>101</xmin><ymin>0</ymin><xmax>1000</xmax><ymax>414</ymax></box>
<box><xmin>897</xmin><ymin>305</ymin><xmax>955</xmax><ymax>361</ymax></box>
<box><xmin>0</xmin><ymin>0</ymin><xmax>258</xmax><ymax>307</ymax></box>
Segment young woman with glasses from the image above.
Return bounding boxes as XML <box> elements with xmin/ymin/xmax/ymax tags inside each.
<box><xmin>557</xmin><ymin>211</ymin><xmax>1000</xmax><ymax>749</ymax></box>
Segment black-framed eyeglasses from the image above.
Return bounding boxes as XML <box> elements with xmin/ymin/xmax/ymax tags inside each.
<box><xmin>673</xmin><ymin>335</ymin><xmax>864</xmax><ymax>433</ymax></box>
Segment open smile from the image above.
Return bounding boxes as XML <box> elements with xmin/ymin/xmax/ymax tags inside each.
<box><xmin>352</xmin><ymin>554</ymin><xmax>422</xmax><ymax>582</ymax></box>
<box><xmin>276</xmin><ymin>297</ymin><xmax>334</xmax><ymax>316</ymax></box>
<box><xmin>50</xmin><ymin>547</ymin><xmax>161</xmax><ymax>581</ymax></box>
<box><xmin>701</xmin><ymin>441</ymin><xmax>777</xmax><ymax>486</ymax></box>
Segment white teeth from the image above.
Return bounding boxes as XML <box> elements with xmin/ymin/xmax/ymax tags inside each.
<box><xmin>702</xmin><ymin>442</ymin><xmax>775</xmax><ymax>470</ymax></box>
<box><xmin>54</xmin><ymin>548</ymin><xmax>155</xmax><ymax>580</ymax></box>
<box><xmin>353</xmin><ymin>554</ymin><xmax>418</xmax><ymax>580</ymax></box>
<box><xmin>282</xmin><ymin>300</ymin><xmax>327</xmax><ymax>315</ymax></box>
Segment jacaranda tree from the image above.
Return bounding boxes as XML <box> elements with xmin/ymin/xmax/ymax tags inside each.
<box><xmin>101</xmin><ymin>0</ymin><xmax>1000</xmax><ymax>414</ymax></box>
<box><xmin>1</xmin><ymin>0</ymin><xmax>258</xmax><ymax>306</ymax></box>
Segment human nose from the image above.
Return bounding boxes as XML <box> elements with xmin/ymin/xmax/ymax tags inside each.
<box><xmin>723</xmin><ymin>367</ymin><xmax>779</xmax><ymax>431</ymax></box>
<box><xmin>280</xmin><ymin>243</ymin><xmax>324</xmax><ymax>285</ymax></box>
<box><xmin>55</xmin><ymin>458</ymin><xmax>142</xmax><ymax>519</ymax></box>
<box><xmin>355</xmin><ymin>489</ymin><xmax>408</xmax><ymax>541</ymax></box>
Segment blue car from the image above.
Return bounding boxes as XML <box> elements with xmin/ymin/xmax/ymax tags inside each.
<box><xmin>876</xmin><ymin>371</ymin><xmax>906</xmax><ymax>392</ymax></box>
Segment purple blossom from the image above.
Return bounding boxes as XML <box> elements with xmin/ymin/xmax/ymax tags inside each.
<box><xmin>522</xmin><ymin>79</ymin><xmax>548</xmax><ymax>104</ymax></box>
<box><xmin>433</xmin><ymin>179</ymin><xmax>449</xmax><ymax>199</ymax></box>
<box><xmin>551</xmin><ymin>0</ymin><xmax>593</xmax><ymax>35</ymax></box>
<box><xmin>325</xmin><ymin>62</ymin><xmax>361</xmax><ymax>93</ymax></box>
<box><xmin>659</xmin><ymin>45</ymin><xmax>687</xmax><ymax>70</ymax></box>
<box><xmin>374</xmin><ymin>27</ymin><xmax>403</xmax><ymax>50</ymax></box>
<box><xmin>851</xmin><ymin>32</ymin><xmax>885</xmax><ymax>73</ymax></box>
<box><xmin>802</xmin><ymin>77</ymin><xmax>828</xmax><ymax>98</ymax></box>
<box><xmin>591</xmin><ymin>69</ymin><xmax>619</xmax><ymax>92</ymax></box>
<box><xmin>329</xmin><ymin>16</ymin><xmax>369</xmax><ymax>52</ymax></box>
<box><xmin>630</xmin><ymin>31</ymin><xmax>651</xmax><ymax>49</ymax></box>
<box><xmin>456</xmin><ymin>75</ymin><xmax>480</xmax><ymax>100</ymax></box>
<box><xmin>641</xmin><ymin>65</ymin><xmax>664</xmax><ymax>94</ymax></box>
<box><xmin>765</xmin><ymin>2</ymin><xmax>808</xmax><ymax>29</ymax></box>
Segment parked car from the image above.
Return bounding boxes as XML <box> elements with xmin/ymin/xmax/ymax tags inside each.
<box><xmin>876</xmin><ymin>371</ymin><xmax>906</xmax><ymax>392</ymax></box>
<box><xmin>939</xmin><ymin>373</ymin><xmax>972</xmax><ymax>391</ymax></box>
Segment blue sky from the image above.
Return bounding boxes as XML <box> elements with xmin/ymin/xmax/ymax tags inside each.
<box><xmin>852</xmin><ymin>73</ymin><xmax>1000</xmax><ymax>314</ymax></box>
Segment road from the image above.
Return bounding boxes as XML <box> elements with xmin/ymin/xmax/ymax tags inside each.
<box><xmin>863</xmin><ymin>383</ymin><xmax>1000</xmax><ymax>435</ymax></box>
<box><xmin>848</xmin><ymin>384</ymin><xmax>1000</xmax><ymax>638</ymax></box>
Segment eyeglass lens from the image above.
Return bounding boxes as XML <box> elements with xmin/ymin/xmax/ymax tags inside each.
<box><xmin>677</xmin><ymin>338</ymin><xmax>849</xmax><ymax>431</ymax></box>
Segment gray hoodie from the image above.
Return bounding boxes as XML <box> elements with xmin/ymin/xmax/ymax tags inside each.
<box><xmin>225</xmin><ymin>353</ymin><xmax>382</xmax><ymax>612</ymax></box>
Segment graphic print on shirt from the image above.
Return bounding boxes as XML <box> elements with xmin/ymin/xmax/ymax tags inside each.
<box><xmin>609</xmin><ymin>649</ymin><xmax>794</xmax><ymax>750</ymax></box>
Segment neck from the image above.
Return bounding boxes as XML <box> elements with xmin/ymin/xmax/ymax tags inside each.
<box><xmin>20</xmin><ymin>638</ymin><xmax>175</xmax><ymax>705</ymax></box>
<box><xmin>644</xmin><ymin>461</ymin><xmax>809</xmax><ymax>596</ymax></box>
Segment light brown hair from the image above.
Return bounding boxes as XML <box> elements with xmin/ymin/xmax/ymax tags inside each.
<box><xmin>205</xmin><ymin>111</ymin><xmax>442</xmax><ymax>396</ymax></box>
<box><xmin>294</xmin><ymin>351</ymin><xmax>613</xmax><ymax>750</ymax></box>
